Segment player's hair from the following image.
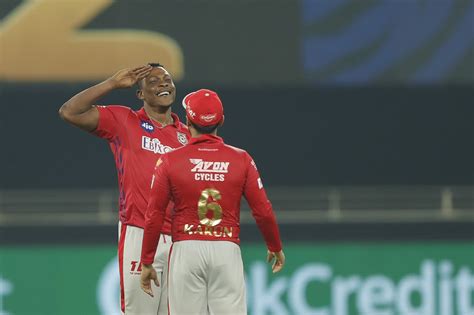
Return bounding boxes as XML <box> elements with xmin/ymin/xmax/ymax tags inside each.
<box><xmin>137</xmin><ymin>62</ymin><xmax>165</xmax><ymax>88</ymax></box>
<box><xmin>148</xmin><ymin>62</ymin><xmax>164</xmax><ymax>68</ymax></box>
<box><xmin>190</xmin><ymin>121</ymin><xmax>219</xmax><ymax>134</ymax></box>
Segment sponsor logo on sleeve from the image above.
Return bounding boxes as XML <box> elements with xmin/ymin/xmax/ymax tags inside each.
<box><xmin>190</xmin><ymin>159</ymin><xmax>229</xmax><ymax>182</ymax></box>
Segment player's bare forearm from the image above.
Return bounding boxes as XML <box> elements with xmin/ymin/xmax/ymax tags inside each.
<box><xmin>58</xmin><ymin>79</ymin><xmax>117</xmax><ymax>132</ymax></box>
<box><xmin>59</xmin><ymin>65</ymin><xmax>152</xmax><ymax>132</ymax></box>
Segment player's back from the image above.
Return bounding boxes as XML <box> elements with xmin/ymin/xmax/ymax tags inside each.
<box><xmin>165</xmin><ymin>134</ymin><xmax>252</xmax><ymax>244</ymax></box>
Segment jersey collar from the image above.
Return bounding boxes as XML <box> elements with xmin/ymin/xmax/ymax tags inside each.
<box><xmin>189</xmin><ymin>134</ymin><xmax>224</xmax><ymax>145</ymax></box>
<box><xmin>138</xmin><ymin>107</ymin><xmax>181</xmax><ymax>128</ymax></box>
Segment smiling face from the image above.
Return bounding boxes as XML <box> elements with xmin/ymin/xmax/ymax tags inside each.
<box><xmin>137</xmin><ymin>66</ymin><xmax>176</xmax><ymax>107</ymax></box>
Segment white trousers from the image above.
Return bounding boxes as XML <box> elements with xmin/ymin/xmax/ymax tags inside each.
<box><xmin>168</xmin><ymin>240</ymin><xmax>247</xmax><ymax>315</ymax></box>
<box><xmin>119</xmin><ymin>222</ymin><xmax>172</xmax><ymax>315</ymax></box>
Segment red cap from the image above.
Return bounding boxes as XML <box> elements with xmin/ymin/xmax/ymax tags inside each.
<box><xmin>182</xmin><ymin>89</ymin><xmax>224</xmax><ymax>126</ymax></box>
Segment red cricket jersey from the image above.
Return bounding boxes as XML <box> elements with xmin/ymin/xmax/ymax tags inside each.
<box><xmin>141</xmin><ymin>134</ymin><xmax>282</xmax><ymax>264</ymax></box>
<box><xmin>93</xmin><ymin>105</ymin><xmax>190</xmax><ymax>232</ymax></box>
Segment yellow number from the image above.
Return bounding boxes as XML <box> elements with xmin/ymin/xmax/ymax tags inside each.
<box><xmin>198</xmin><ymin>189</ymin><xmax>223</xmax><ymax>227</ymax></box>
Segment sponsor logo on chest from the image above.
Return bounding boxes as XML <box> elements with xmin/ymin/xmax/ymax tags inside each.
<box><xmin>190</xmin><ymin>159</ymin><xmax>229</xmax><ymax>181</ymax></box>
<box><xmin>142</xmin><ymin>136</ymin><xmax>174</xmax><ymax>154</ymax></box>
<box><xmin>139</xmin><ymin>121</ymin><xmax>186</xmax><ymax>154</ymax></box>
<box><xmin>140</xmin><ymin>120</ymin><xmax>154</xmax><ymax>133</ymax></box>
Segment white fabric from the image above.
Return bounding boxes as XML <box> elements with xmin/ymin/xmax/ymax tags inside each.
<box><xmin>168</xmin><ymin>240</ymin><xmax>246</xmax><ymax>315</ymax></box>
<box><xmin>119</xmin><ymin>222</ymin><xmax>171</xmax><ymax>315</ymax></box>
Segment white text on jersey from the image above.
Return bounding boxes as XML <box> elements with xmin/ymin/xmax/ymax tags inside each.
<box><xmin>190</xmin><ymin>159</ymin><xmax>230</xmax><ymax>182</ymax></box>
<box><xmin>142</xmin><ymin>136</ymin><xmax>174</xmax><ymax>154</ymax></box>
<box><xmin>190</xmin><ymin>159</ymin><xmax>230</xmax><ymax>173</ymax></box>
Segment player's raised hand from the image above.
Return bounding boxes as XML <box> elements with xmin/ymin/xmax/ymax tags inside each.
<box><xmin>140</xmin><ymin>263</ymin><xmax>160</xmax><ymax>297</ymax></box>
<box><xmin>267</xmin><ymin>250</ymin><xmax>285</xmax><ymax>273</ymax></box>
<box><xmin>107</xmin><ymin>65</ymin><xmax>153</xmax><ymax>89</ymax></box>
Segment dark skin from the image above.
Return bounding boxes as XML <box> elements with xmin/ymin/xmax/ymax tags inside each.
<box><xmin>60</xmin><ymin>65</ymin><xmax>179</xmax><ymax>299</ymax></box>
<box><xmin>59</xmin><ymin>64</ymin><xmax>177</xmax><ymax>131</ymax></box>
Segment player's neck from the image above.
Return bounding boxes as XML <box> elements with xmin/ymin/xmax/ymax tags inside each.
<box><xmin>144</xmin><ymin>105</ymin><xmax>173</xmax><ymax>126</ymax></box>
<box><xmin>190</xmin><ymin>130</ymin><xmax>218</xmax><ymax>138</ymax></box>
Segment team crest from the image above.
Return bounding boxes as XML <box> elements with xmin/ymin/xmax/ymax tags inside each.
<box><xmin>177</xmin><ymin>132</ymin><xmax>188</xmax><ymax>145</ymax></box>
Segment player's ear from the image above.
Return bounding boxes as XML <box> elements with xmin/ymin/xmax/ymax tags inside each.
<box><xmin>136</xmin><ymin>89</ymin><xmax>144</xmax><ymax>100</ymax></box>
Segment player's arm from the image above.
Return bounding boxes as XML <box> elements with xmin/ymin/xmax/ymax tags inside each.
<box><xmin>140</xmin><ymin>157</ymin><xmax>171</xmax><ymax>297</ymax></box>
<box><xmin>243</xmin><ymin>154</ymin><xmax>285</xmax><ymax>273</ymax></box>
<box><xmin>58</xmin><ymin>65</ymin><xmax>152</xmax><ymax>132</ymax></box>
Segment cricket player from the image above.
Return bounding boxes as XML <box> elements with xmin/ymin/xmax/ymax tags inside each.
<box><xmin>59</xmin><ymin>63</ymin><xmax>190</xmax><ymax>315</ymax></box>
<box><xmin>140</xmin><ymin>89</ymin><xmax>285</xmax><ymax>315</ymax></box>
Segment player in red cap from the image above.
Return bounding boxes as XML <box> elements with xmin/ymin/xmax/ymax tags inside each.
<box><xmin>59</xmin><ymin>63</ymin><xmax>190</xmax><ymax>315</ymax></box>
<box><xmin>140</xmin><ymin>89</ymin><xmax>285</xmax><ymax>314</ymax></box>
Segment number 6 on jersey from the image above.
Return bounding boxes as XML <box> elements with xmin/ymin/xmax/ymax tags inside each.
<box><xmin>198</xmin><ymin>188</ymin><xmax>223</xmax><ymax>226</ymax></box>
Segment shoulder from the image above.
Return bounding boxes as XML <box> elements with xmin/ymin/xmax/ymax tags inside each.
<box><xmin>96</xmin><ymin>105</ymin><xmax>133</xmax><ymax>112</ymax></box>
<box><xmin>223</xmin><ymin>144</ymin><xmax>252</xmax><ymax>161</ymax></box>
<box><xmin>224</xmin><ymin>143</ymin><xmax>247</xmax><ymax>155</ymax></box>
<box><xmin>95</xmin><ymin>105</ymin><xmax>136</xmax><ymax>118</ymax></box>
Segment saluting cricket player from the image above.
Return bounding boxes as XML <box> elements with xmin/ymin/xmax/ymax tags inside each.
<box><xmin>59</xmin><ymin>63</ymin><xmax>190</xmax><ymax>315</ymax></box>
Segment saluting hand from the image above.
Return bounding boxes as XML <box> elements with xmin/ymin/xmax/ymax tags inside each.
<box><xmin>107</xmin><ymin>65</ymin><xmax>152</xmax><ymax>89</ymax></box>
<box><xmin>267</xmin><ymin>250</ymin><xmax>285</xmax><ymax>273</ymax></box>
<box><xmin>140</xmin><ymin>263</ymin><xmax>160</xmax><ymax>297</ymax></box>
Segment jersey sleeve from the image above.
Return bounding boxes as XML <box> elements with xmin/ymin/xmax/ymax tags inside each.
<box><xmin>92</xmin><ymin>105</ymin><xmax>132</xmax><ymax>141</ymax></box>
<box><xmin>141</xmin><ymin>156</ymin><xmax>172</xmax><ymax>265</ymax></box>
<box><xmin>243</xmin><ymin>153</ymin><xmax>283</xmax><ymax>252</ymax></box>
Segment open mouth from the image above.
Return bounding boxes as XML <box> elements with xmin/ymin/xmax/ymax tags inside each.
<box><xmin>157</xmin><ymin>91</ymin><xmax>171</xmax><ymax>97</ymax></box>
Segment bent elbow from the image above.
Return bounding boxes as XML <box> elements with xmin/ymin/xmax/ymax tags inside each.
<box><xmin>58</xmin><ymin>104</ymin><xmax>71</xmax><ymax>121</ymax></box>
<box><xmin>58</xmin><ymin>104</ymin><xmax>66</xmax><ymax>119</ymax></box>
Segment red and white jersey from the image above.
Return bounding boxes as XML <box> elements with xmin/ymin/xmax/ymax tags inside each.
<box><xmin>93</xmin><ymin>105</ymin><xmax>190</xmax><ymax>232</ymax></box>
<box><xmin>142</xmin><ymin>134</ymin><xmax>282</xmax><ymax>264</ymax></box>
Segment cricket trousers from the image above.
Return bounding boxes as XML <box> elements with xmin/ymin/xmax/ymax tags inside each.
<box><xmin>168</xmin><ymin>240</ymin><xmax>247</xmax><ymax>315</ymax></box>
<box><xmin>118</xmin><ymin>222</ymin><xmax>172</xmax><ymax>315</ymax></box>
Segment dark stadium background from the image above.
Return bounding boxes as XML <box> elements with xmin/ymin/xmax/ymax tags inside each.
<box><xmin>1</xmin><ymin>1</ymin><xmax>473</xmax><ymax>314</ymax></box>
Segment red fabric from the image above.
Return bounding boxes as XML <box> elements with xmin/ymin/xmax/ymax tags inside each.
<box><xmin>118</xmin><ymin>223</ymin><xmax>127</xmax><ymax>313</ymax></box>
<box><xmin>182</xmin><ymin>89</ymin><xmax>223</xmax><ymax>126</ymax></box>
<box><xmin>167</xmin><ymin>244</ymin><xmax>173</xmax><ymax>315</ymax></box>
<box><xmin>93</xmin><ymin>105</ymin><xmax>190</xmax><ymax>232</ymax></box>
<box><xmin>141</xmin><ymin>134</ymin><xmax>282</xmax><ymax>264</ymax></box>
